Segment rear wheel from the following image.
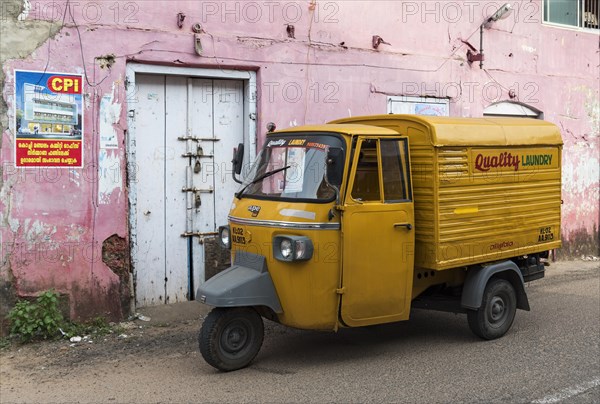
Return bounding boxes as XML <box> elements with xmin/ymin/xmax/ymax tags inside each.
<box><xmin>199</xmin><ymin>307</ymin><xmax>264</xmax><ymax>371</ymax></box>
<box><xmin>467</xmin><ymin>278</ymin><xmax>517</xmax><ymax>340</ymax></box>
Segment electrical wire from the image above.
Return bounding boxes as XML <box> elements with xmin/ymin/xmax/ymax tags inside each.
<box><xmin>36</xmin><ymin>1</ymin><xmax>494</xmax><ymax>86</ymax></box>
<box><xmin>66</xmin><ymin>0</ymin><xmax>111</xmax><ymax>88</ymax></box>
<box><xmin>116</xmin><ymin>47</ymin><xmax>456</xmax><ymax>73</ymax></box>
<box><xmin>483</xmin><ymin>70</ymin><xmax>512</xmax><ymax>92</ymax></box>
<box><xmin>34</xmin><ymin>2</ymin><xmax>69</xmax><ymax>87</ymax></box>
<box><xmin>303</xmin><ymin>0</ymin><xmax>317</xmax><ymax>123</ymax></box>
<box><xmin>112</xmin><ymin>19</ymin><xmax>484</xmax><ymax>75</ymax></box>
<box><xmin>33</xmin><ymin>0</ymin><xmax>110</xmax><ymax>88</ymax></box>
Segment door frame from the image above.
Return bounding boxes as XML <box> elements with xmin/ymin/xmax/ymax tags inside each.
<box><xmin>125</xmin><ymin>64</ymin><xmax>257</xmax><ymax>306</ymax></box>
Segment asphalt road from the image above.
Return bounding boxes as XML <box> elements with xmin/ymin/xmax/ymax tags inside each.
<box><xmin>1</xmin><ymin>260</ymin><xmax>598</xmax><ymax>403</ymax></box>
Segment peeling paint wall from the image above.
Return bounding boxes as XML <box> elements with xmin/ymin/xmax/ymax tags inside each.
<box><xmin>1</xmin><ymin>0</ymin><xmax>598</xmax><ymax>322</ymax></box>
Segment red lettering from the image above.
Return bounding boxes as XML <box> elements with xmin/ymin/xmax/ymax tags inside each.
<box><xmin>475</xmin><ymin>154</ymin><xmax>489</xmax><ymax>172</ymax></box>
<box><xmin>475</xmin><ymin>152</ymin><xmax>520</xmax><ymax>172</ymax></box>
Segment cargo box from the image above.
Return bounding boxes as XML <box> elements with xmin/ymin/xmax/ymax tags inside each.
<box><xmin>330</xmin><ymin>115</ymin><xmax>563</xmax><ymax>270</ymax></box>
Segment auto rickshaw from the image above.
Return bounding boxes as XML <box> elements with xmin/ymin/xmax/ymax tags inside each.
<box><xmin>197</xmin><ymin>116</ymin><xmax>562</xmax><ymax>372</ymax></box>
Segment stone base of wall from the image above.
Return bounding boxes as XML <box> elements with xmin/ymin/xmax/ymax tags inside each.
<box><xmin>557</xmin><ymin>227</ymin><xmax>600</xmax><ymax>259</ymax></box>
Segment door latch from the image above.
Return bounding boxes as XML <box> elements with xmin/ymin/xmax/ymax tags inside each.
<box><xmin>181</xmin><ymin>152</ymin><xmax>214</xmax><ymax>158</ymax></box>
<box><xmin>180</xmin><ymin>231</ymin><xmax>219</xmax><ymax>244</ymax></box>
<box><xmin>181</xmin><ymin>187</ymin><xmax>213</xmax><ymax>193</ymax></box>
<box><xmin>177</xmin><ymin>136</ymin><xmax>221</xmax><ymax>142</ymax></box>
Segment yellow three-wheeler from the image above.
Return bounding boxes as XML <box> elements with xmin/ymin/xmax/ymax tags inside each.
<box><xmin>197</xmin><ymin>115</ymin><xmax>562</xmax><ymax>371</ymax></box>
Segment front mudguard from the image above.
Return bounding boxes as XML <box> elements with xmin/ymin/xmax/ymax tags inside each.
<box><xmin>197</xmin><ymin>251</ymin><xmax>283</xmax><ymax>313</ymax></box>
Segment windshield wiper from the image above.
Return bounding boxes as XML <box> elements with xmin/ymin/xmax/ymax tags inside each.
<box><xmin>235</xmin><ymin>165</ymin><xmax>291</xmax><ymax>199</ymax></box>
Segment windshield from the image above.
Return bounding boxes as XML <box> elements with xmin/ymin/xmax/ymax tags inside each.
<box><xmin>238</xmin><ymin>134</ymin><xmax>344</xmax><ymax>202</ymax></box>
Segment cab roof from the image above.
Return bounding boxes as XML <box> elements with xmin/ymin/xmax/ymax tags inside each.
<box><xmin>329</xmin><ymin>115</ymin><xmax>563</xmax><ymax>146</ymax></box>
<box><xmin>272</xmin><ymin>124</ymin><xmax>399</xmax><ymax>136</ymax></box>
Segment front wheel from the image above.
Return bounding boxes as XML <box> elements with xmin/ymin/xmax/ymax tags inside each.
<box><xmin>467</xmin><ymin>278</ymin><xmax>517</xmax><ymax>340</ymax></box>
<box><xmin>199</xmin><ymin>307</ymin><xmax>264</xmax><ymax>372</ymax></box>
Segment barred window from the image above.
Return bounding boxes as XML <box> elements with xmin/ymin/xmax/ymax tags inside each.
<box><xmin>543</xmin><ymin>0</ymin><xmax>599</xmax><ymax>30</ymax></box>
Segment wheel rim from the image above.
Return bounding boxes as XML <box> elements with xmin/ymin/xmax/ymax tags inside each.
<box><xmin>487</xmin><ymin>294</ymin><xmax>508</xmax><ymax>327</ymax></box>
<box><xmin>220</xmin><ymin>319</ymin><xmax>251</xmax><ymax>356</ymax></box>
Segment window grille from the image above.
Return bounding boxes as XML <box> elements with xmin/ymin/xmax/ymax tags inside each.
<box><xmin>544</xmin><ymin>0</ymin><xmax>599</xmax><ymax>30</ymax></box>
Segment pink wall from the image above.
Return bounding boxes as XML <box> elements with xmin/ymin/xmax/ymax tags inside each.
<box><xmin>2</xmin><ymin>0</ymin><xmax>598</xmax><ymax>319</ymax></box>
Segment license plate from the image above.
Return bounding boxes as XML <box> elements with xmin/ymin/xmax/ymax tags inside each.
<box><xmin>231</xmin><ymin>226</ymin><xmax>246</xmax><ymax>245</ymax></box>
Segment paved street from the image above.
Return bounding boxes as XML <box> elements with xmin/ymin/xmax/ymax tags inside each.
<box><xmin>1</xmin><ymin>260</ymin><xmax>598</xmax><ymax>403</ymax></box>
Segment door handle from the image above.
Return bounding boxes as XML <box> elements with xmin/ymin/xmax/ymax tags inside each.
<box><xmin>394</xmin><ymin>223</ymin><xmax>412</xmax><ymax>230</ymax></box>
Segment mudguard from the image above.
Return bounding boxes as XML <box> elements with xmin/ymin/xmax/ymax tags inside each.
<box><xmin>197</xmin><ymin>251</ymin><xmax>283</xmax><ymax>313</ymax></box>
<box><xmin>461</xmin><ymin>260</ymin><xmax>530</xmax><ymax>311</ymax></box>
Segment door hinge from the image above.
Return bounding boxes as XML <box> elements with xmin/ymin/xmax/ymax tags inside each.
<box><xmin>335</xmin><ymin>287</ymin><xmax>346</xmax><ymax>295</ymax></box>
<box><xmin>335</xmin><ymin>205</ymin><xmax>345</xmax><ymax>211</ymax></box>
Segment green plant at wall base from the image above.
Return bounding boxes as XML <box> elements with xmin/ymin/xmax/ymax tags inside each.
<box><xmin>7</xmin><ymin>290</ymin><xmax>65</xmax><ymax>342</ymax></box>
<box><xmin>66</xmin><ymin>316</ymin><xmax>115</xmax><ymax>337</ymax></box>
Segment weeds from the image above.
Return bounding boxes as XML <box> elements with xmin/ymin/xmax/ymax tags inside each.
<box><xmin>66</xmin><ymin>317</ymin><xmax>122</xmax><ymax>338</ymax></box>
<box><xmin>7</xmin><ymin>290</ymin><xmax>122</xmax><ymax>343</ymax></box>
<box><xmin>8</xmin><ymin>290</ymin><xmax>64</xmax><ymax>342</ymax></box>
<box><xmin>0</xmin><ymin>337</ymin><xmax>11</xmax><ymax>350</ymax></box>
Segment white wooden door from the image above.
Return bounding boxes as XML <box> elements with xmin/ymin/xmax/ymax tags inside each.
<box><xmin>132</xmin><ymin>74</ymin><xmax>244</xmax><ymax>306</ymax></box>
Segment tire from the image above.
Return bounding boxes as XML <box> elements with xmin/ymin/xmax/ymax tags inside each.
<box><xmin>467</xmin><ymin>278</ymin><xmax>517</xmax><ymax>340</ymax></box>
<box><xmin>199</xmin><ymin>307</ymin><xmax>264</xmax><ymax>372</ymax></box>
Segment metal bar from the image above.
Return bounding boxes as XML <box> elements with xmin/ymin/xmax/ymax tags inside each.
<box><xmin>181</xmin><ymin>231</ymin><xmax>219</xmax><ymax>237</ymax></box>
<box><xmin>228</xmin><ymin>215</ymin><xmax>341</xmax><ymax>230</ymax></box>
<box><xmin>181</xmin><ymin>187</ymin><xmax>214</xmax><ymax>193</ymax></box>
<box><xmin>479</xmin><ymin>24</ymin><xmax>484</xmax><ymax>69</ymax></box>
<box><xmin>177</xmin><ymin>136</ymin><xmax>221</xmax><ymax>142</ymax></box>
<box><xmin>180</xmin><ymin>231</ymin><xmax>219</xmax><ymax>244</ymax></box>
<box><xmin>185</xmin><ymin>79</ymin><xmax>194</xmax><ymax>235</ymax></box>
<box><xmin>181</xmin><ymin>152</ymin><xmax>214</xmax><ymax>158</ymax></box>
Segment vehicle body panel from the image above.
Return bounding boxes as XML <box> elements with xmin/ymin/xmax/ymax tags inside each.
<box><xmin>198</xmin><ymin>251</ymin><xmax>283</xmax><ymax>313</ymax></box>
<box><xmin>229</xmin><ymin>198</ymin><xmax>342</xmax><ymax>330</ymax></box>
<box><xmin>330</xmin><ymin>115</ymin><xmax>562</xmax><ymax>271</ymax></box>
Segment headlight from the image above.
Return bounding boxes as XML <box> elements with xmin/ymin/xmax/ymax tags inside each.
<box><xmin>219</xmin><ymin>225</ymin><xmax>231</xmax><ymax>249</ymax></box>
<box><xmin>295</xmin><ymin>240</ymin><xmax>307</xmax><ymax>260</ymax></box>
<box><xmin>280</xmin><ymin>239</ymin><xmax>292</xmax><ymax>259</ymax></box>
<box><xmin>273</xmin><ymin>236</ymin><xmax>313</xmax><ymax>262</ymax></box>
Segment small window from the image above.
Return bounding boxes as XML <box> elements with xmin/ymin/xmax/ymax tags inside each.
<box><xmin>351</xmin><ymin>139</ymin><xmax>381</xmax><ymax>202</ymax></box>
<box><xmin>381</xmin><ymin>139</ymin><xmax>411</xmax><ymax>202</ymax></box>
<box><xmin>543</xmin><ymin>0</ymin><xmax>599</xmax><ymax>30</ymax></box>
<box><xmin>387</xmin><ymin>95</ymin><xmax>449</xmax><ymax>116</ymax></box>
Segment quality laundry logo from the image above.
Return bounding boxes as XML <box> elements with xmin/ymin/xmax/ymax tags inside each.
<box><xmin>474</xmin><ymin>150</ymin><xmax>555</xmax><ymax>172</ymax></box>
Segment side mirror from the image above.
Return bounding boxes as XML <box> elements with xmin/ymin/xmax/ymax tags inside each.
<box><xmin>326</xmin><ymin>147</ymin><xmax>344</xmax><ymax>187</ymax></box>
<box><xmin>232</xmin><ymin>143</ymin><xmax>244</xmax><ymax>184</ymax></box>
